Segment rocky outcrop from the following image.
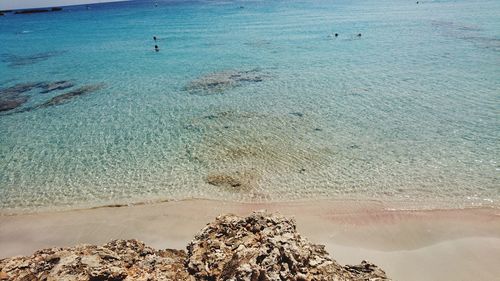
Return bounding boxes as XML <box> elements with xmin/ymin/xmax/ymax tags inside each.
<box><xmin>0</xmin><ymin>240</ymin><xmax>191</xmax><ymax>281</ymax></box>
<box><xmin>0</xmin><ymin>212</ymin><xmax>390</xmax><ymax>281</ymax></box>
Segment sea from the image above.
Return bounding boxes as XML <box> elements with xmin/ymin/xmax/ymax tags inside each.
<box><xmin>0</xmin><ymin>0</ymin><xmax>499</xmax><ymax>214</ymax></box>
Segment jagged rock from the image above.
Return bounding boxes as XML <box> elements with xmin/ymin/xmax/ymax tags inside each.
<box><xmin>0</xmin><ymin>239</ymin><xmax>192</xmax><ymax>281</ymax></box>
<box><xmin>39</xmin><ymin>83</ymin><xmax>105</xmax><ymax>108</ymax></box>
<box><xmin>185</xmin><ymin>69</ymin><xmax>269</xmax><ymax>95</ymax></box>
<box><xmin>186</xmin><ymin>212</ymin><xmax>390</xmax><ymax>281</ymax></box>
<box><xmin>0</xmin><ymin>212</ymin><xmax>390</xmax><ymax>281</ymax></box>
<box><xmin>345</xmin><ymin>260</ymin><xmax>389</xmax><ymax>281</ymax></box>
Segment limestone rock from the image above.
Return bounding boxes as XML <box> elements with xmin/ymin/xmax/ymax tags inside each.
<box><xmin>0</xmin><ymin>212</ymin><xmax>390</xmax><ymax>281</ymax></box>
<box><xmin>186</xmin><ymin>212</ymin><xmax>390</xmax><ymax>281</ymax></box>
<box><xmin>0</xmin><ymin>239</ymin><xmax>192</xmax><ymax>281</ymax></box>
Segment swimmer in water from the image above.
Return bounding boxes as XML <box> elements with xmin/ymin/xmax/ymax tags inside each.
<box><xmin>335</xmin><ymin>33</ymin><xmax>338</xmax><ymax>37</ymax></box>
<box><xmin>357</xmin><ymin>33</ymin><xmax>362</xmax><ymax>37</ymax></box>
<box><xmin>153</xmin><ymin>36</ymin><xmax>157</xmax><ymax>42</ymax></box>
<box><xmin>155</xmin><ymin>45</ymin><xmax>160</xmax><ymax>52</ymax></box>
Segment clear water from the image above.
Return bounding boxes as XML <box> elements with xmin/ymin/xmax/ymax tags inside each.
<box><xmin>0</xmin><ymin>0</ymin><xmax>499</xmax><ymax>213</ymax></box>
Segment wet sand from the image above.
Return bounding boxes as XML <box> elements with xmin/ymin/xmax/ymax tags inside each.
<box><xmin>1</xmin><ymin>199</ymin><xmax>499</xmax><ymax>281</ymax></box>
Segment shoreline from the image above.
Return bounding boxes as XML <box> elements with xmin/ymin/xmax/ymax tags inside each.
<box><xmin>1</xmin><ymin>199</ymin><xmax>499</xmax><ymax>280</ymax></box>
<box><xmin>1</xmin><ymin>196</ymin><xmax>498</xmax><ymax>216</ymax></box>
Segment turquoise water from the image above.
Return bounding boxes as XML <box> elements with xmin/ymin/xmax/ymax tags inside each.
<box><xmin>0</xmin><ymin>0</ymin><xmax>499</xmax><ymax>213</ymax></box>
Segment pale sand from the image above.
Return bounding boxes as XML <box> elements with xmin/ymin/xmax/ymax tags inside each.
<box><xmin>1</xmin><ymin>199</ymin><xmax>500</xmax><ymax>281</ymax></box>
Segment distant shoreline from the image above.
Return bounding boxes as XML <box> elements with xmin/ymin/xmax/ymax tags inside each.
<box><xmin>0</xmin><ymin>0</ymin><xmax>129</xmax><ymax>11</ymax></box>
<box><xmin>1</xmin><ymin>196</ymin><xmax>499</xmax><ymax>216</ymax></box>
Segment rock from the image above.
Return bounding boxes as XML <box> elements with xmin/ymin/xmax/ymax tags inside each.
<box><xmin>39</xmin><ymin>80</ymin><xmax>75</xmax><ymax>94</ymax></box>
<box><xmin>0</xmin><ymin>212</ymin><xmax>390</xmax><ymax>281</ymax></box>
<box><xmin>205</xmin><ymin>170</ymin><xmax>259</xmax><ymax>192</ymax></box>
<box><xmin>206</xmin><ymin>173</ymin><xmax>243</xmax><ymax>188</ymax></box>
<box><xmin>0</xmin><ymin>239</ymin><xmax>192</xmax><ymax>281</ymax></box>
<box><xmin>39</xmin><ymin>83</ymin><xmax>105</xmax><ymax>108</ymax></box>
<box><xmin>345</xmin><ymin>260</ymin><xmax>390</xmax><ymax>281</ymax></box>
<box><xmin>1</xmin><ymin>51</ymin><xmax>66</xmax><ymax>67</ymax></box>
<box><xmin>290</xmin><ymin>112</ymin><xmax>304</xmax><ymax>117</ymax></box>
<box><xmin>186</xmin><ymin>212</ymin><xmax>391</xmax><ymax>281</ymax></box>
<box><xmin>185</xmin><ymin>69</ymin><xmax>270</xmax><ymax>95</ymax></box>
<box><xmin>0</xmin><ymin>96</ymin><xmax>28</xmax><ymax>112</ymax></box>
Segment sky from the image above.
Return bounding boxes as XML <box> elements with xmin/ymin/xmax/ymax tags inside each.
<box><xmin>0</xmin><ymin>0</ymin><xmax>128</xmax><ymax>10</ymax></box>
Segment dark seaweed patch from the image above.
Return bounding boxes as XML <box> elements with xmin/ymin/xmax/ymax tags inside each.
<box><xmin>1</xmin><ymin>51</ymin><xmax>66</xmax><ymax>67</ymax></box>
<box><xmin>185</xmin><ymin>69</ymin><xmax>270</xmax><ymax>95</ymax></box>
<box><xmin>38</xmin><ymin>83</ymin><xmax>105</xmax><ymax>108</ymax></box>
<box><xmin>0</xmin><ymin>82</ymin><xmax>46</xmax><ymax>97</ymax></box>
<box><xmin>0</xmin><ymin>82</ymin><xmax>104</xmax><ymax>115</ymax></box>
<box><xmin>0</xmin><ymin>96</ymin><xmax>28</xmax><ymax>112</ymax></box>
<box><xmin>39</xmin><ymin>80</ymin><xmax>75</xmax><ymax>94</ymax></box>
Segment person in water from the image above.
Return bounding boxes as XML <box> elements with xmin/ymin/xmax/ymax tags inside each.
<box><xmin>335</xmin><ymin>33</ymin><xmax>338</xmax><ymax>37</ymax></box>
<box><xmin>357</xmin><ymin>33</ymin><xmax>362</xmax><ymax>37</ymax></box>
<box><xmin>155</xmin><ymin>45</ymin><xmax>160</xmax><ymax>52</ymax></box>
<box><xmin>153</xmin><ymin>36</ymin><xmax>157</xmax><ymax>42</ymax></box>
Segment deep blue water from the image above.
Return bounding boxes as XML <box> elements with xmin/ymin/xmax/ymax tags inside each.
<box><xmin>0</xmin><ymin>0</ymin><xmax>499</xmax><ymax>213</ymax></box>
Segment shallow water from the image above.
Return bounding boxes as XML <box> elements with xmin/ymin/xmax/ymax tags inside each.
<box><xmin>0</xmin><ymin>0</ymin><xmax>499</xmax><ymax>213</ymax></box>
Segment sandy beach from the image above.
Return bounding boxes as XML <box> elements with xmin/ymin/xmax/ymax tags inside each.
<box><xmin>1</xmin><ymin>199</ymin><xmax>499</xmax><ymax>280</ymax></box>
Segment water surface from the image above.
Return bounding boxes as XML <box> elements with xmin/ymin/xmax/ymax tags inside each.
<box><xmin>0</xmin><ymin>0</ymin><xmax>499</xmax><ymax>213</ymax></box>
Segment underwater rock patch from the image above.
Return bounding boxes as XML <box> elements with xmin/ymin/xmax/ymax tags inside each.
<box><xmin>1</xmin><ymin>51</ymin><xmax>66</xmax><ymax>67</ymax></box>
<box><xmin>39</xmin><ymin>80</ymin><xmax>75</xmax><ymax>93</ymax></box>
<box><xmin>0</xmin><ymin>82</ymin><xmax>46</xmax><ymax>97</ymax></box>
<box><xmin>185</xmin><ymin>69</ymin><xmax>270</xmax><ymax>95</ymax></box>
<box><xmin>206</xmin><ymin>170</ymin><xmax>258</xmax><ymax>192</ymax></box>
<box><xmin>0</xmin><ymin>81</ymin><xmax>78</xmax><ymax>114</ymax></box>
<box><xmin>38</xmin><ymin>83</ymin><xmax>105</xmax><ymax>108</ymax></box>
<box><xmin>0</xmin><ymin>82</ymin><xmax>44</xmax><ymax>112</ymax></box>
<box><xmin>201</xmin><ymin>110</ymin><xmax>263</xmax><ymax>121</ymax></box>
<box><xmin>0</xmin><ymin>96</ymin><xmax>28</xmax><ymax>112</ymax></box>
<box><xmin>244</xmin><ymin>39</ymin><xmax>272</xmax><ymax>48</ymax></box>
<box><xmin>290</xmin><ymin>112</ymin><xmax>304</xmax><ymax>117</ymax></box>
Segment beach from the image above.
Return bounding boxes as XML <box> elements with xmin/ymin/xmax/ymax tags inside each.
<box><xmin>1</xmin><ymin>0</ymin><xmax>499</xmax><ymax>279</ymax></box>
<box><xmin>1</xmin><ymin>199</ymin><xmax>499</xmax><ymax>280</ymax></box>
